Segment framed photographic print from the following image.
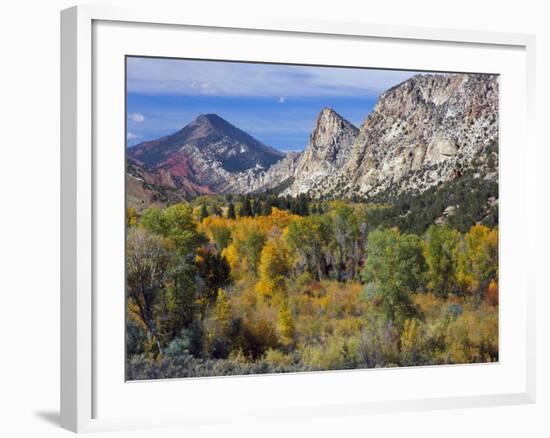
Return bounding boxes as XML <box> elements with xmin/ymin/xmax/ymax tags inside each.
<box><xmin>61</xmin><ymin>5</ymin><xmax>536</xmax><ymax>433</ymax></box>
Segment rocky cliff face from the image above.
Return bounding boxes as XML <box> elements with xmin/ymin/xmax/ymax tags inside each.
<box><xmin>126</xmin><ymin>160</ymin><xmax>210</xmax><ymax>212</ymax></box>
<box><xmin>229</xmin><ymin>73</ymin><xmax>498</xmax><ymax>200</ymax></box>
<box><xmin>321</xmin><ymin>73</ymin><xmax>499</xmax><ymax>199</ymax></box>
<box><xmin>225</xmin><ymin>152</ymin><xmax>302</xmax><ymax>194</ymax></box>
<box><xmin>127</xmin><ymin>73</ymin><xmax>498</xmax><ymax>205</ymax></box>
<box><xmin>225</xmin><ymin>107</ymin><xmax>359</xmax><ymax>195</ymax></box>
<box><xmin>285</xmin><ymin>108</ymin><xmax>359</xmax><ymax>196</ymax></box>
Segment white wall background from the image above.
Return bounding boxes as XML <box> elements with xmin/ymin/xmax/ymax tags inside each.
<box><xmin>0</xmin><ymin>0</ymin><xmax>546</xmax><ymax>436</ymax></box>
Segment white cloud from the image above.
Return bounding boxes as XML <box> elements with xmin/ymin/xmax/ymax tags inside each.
<box><xmin>278</xmin><ymin>96</ymin><xmax>286</xmax><ymax>103</ymax></box>
<box><xmin>126</xmin><ymin>132</ymin><xmax>140</xmax><ymax>140</ymax></box>
<box><xmin>128</xmin><ymin>113</ymin><xmax>145</xmax><ymax>122</ymax></box>
<box><xmin>126</xmin><ymin>57</ymin><xmax>424</xmax><ymax>98</ymax></box>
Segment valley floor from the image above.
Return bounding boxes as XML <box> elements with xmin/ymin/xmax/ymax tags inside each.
<box><xmin>125</xmin><ymin>197</ymin><xmax>499</xmax><ymax>380</ymax></box>
<box><xmin>127</xmin><ymin>280</ymin><xmax>498</xmax><ymax>380</ymax></box>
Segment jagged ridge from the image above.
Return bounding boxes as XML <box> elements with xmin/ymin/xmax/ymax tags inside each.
<box><xmin>126</xmin><ymin>73</ymin><xmax>499</xmax><ymax>206</ymax></box>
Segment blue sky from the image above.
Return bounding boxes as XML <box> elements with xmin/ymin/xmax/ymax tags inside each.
<box><xmin>126</xmin><ymin>57</ymin><xmax>423</xmax><ymax>152</ymax></box>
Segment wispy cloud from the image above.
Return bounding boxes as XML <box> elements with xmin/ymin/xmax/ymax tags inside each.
<box><xmin>125</xmin><ymin>58</ymin><xmax>438</xmax><ymax>151</ymax></box>
<box><xmin>128</xmin><ymin>113</ymin><xmax>145</xmax><ymax>122</ymax></box>
<box><xmin>126</xmin><ymin>57</ymin><xmax>420</xmax><ymax>98</ymax></box>
<box><xmin>127</xmin><ymin>108</ymin><xmax>316</xmax><ymax>139</ymax></box>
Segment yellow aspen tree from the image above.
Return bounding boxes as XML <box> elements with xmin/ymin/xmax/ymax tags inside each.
<box><xmin>277</xmin><ymin>301</ymin><xmax>295</xmax><ymax>347</ymax></box>
<box><xmin>256</xmin><ymin>236</ymin><xmax>291</xmax><ymax>299</ymax></box>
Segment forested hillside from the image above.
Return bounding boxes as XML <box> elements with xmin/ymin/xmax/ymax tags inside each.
<box><xmin>126</xmin><ymin>195</ymin><xmax>498</xmax><ymax>379</ymax></box>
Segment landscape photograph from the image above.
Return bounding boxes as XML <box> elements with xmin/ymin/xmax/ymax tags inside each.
<box><xmin>125</xmin><ymin>57</ymin><xmax>499</xmax><ymax>380</ymax></box>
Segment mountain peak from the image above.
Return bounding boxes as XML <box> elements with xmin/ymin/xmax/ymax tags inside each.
<box><xmin>317</xmin><ymin>107</ymin><xmax>342</xmax><ymax>121</ymax></box>
<box><xmin>191</xmin><ymin>113</ymin><xmax>235</xmax><ymax>132</ymax></box>
<box><xmin>314</xmin><ymin>108</ymin><xmax>357</xmax><ymax>133</ymax></box>
<box><xmin>285</xmin><ymin>108</ymin><xmax>359</xmax><ymax>195</ymax></box>
<box><xmin>128</xmin><ymin>112</ymin><xmax>285</xmax><ymax>178</ymax></box>
<box><xmin>319</xmin><ymin>106</ymin><xmax>337</xmax><ymax>115</ymax></box>
<box><xmin>198</xmin><ymin>113</ymin><xmax>220</xmax><ymax>119</ymax></box>
<box><xmin>195</xmin><ymin>113</ymin><xmax>224</xmax><ymax>124</ymax></box>
<box><xmin>311</xmin><ymin>107</ymin><xmax>358</xmax><ymax>141</ymax></box>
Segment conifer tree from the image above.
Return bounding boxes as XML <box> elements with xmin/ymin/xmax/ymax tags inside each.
<box><xmin>227</xmin><ymin>202</ymin><xmax>236</xmax><ymax>219</ymax></box>
<box><xmin>239</xmin><ymin>197</ymin><xmax>253</xmax><ymax>217</ymax></box>
<box><xmin>261</xmin><ymin>199</ymin><xmax>273</xmax><ymax>216</ymax></box>
<box><xmin>200</xmin><ymin>203</ymin><xmax>209</xmax><ymax>220</ymax></box>
<box><xmin>252</xmin><ymin>198</ymin><xmax>262</xmax><ymax>216</ymax></box>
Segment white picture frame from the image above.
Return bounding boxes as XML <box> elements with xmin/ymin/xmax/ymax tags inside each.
<box><xmin>60</xmin><ymin>4</ymin><xmax>536</xmax><ymax>433</ymax></box>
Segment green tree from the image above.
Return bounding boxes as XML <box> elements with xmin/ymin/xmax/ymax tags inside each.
<box><xmin>142</xmin><ymin>203</ymin><xmax>206</xmax><ymax>256</ymax></box>
<box><xmin>126</xmin><ymin>227</ymin><xmax>172</xmax><ymax>354</ymax></box>
<box><xmin>290</xmin><ymin>195</ymin><xmax>309</xmax><ymax>216</ymax></box>
<box><xmin>286</xmin><ymin>215</ymin><xmax>333</xmax><ymax>280</ymax></box>
<box><xmin>140</xmin><ymin>207</ymin><xmax>166</xmax><ymax>235</ymax></box>
<box><xmin>243</xmin><ymin>228</ymin><xmax>266</xmax><ymax>275</ymax></box>
<box><xmin>210</xmin><ymin>224</ymin><xmax>232</xmax><ymax>251</ymax></box>
<box><xmin>195</xmin><ymin>250</ymin><xmax>231</xmax><ymax>318</ymax></box>
<box><xmin>424</xmin><ymin>225</ymin><xmax>461</xmax><ymax>297</ymax></box>
<box><xmin>205</xmin><ymin>289</ymin><xmax>234</xmax><ymax>359</ymax></box>
<box><xmin>137</xmin><ymin>204</ymin><xmax>207</xmax><ymax>348</ymax></box>
<box><xmin>361</xmin><ymin>228</ymin><xmax>426</xmax><ymax>325</ymax></box>
<box><xmin>252</xmin><ymin>198</ymin><xmax>262</xmax><ymax>216</ymax></box>
<box><xmin>159</xmin><ymin>259</ymin><xmax>197</xmax><ymax>342</ymax></box>
<box><xmin>330</xmin><ymin>203</ymin><xmax>361</xmax><ymax>281</ymax></box>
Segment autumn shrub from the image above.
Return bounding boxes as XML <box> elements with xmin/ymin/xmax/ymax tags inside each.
<box><xmin>126</xmin><ymin>319</ymin><xmax>146</xmax><ymax>356</ymax></box>
<box><xmin>400</xmin><ymin>318</ymin><xmax>428</xmax><ymax>366</ymax></box>
<box><xmin>294</xmin><ymin>314</ymin><xmax>327</xmax><ymax>345</ymax></box>
<box><xmin>414</xmin><ymin>293</ymin><xmax>444</xmax><ymax>319</ymax></box>
<box><xmin>263</xmin><ymin>349</ymin><xmax>294</xmax><ymax>368</ymax></box>
<box><xmin>485</xmin><ymin>280</ymin><xmax>499</xmax><ymax>306</ymax></box>
<box><xmin>127</xmin><ymin>352</ymin><xmax>311</xmax><ymax>380</ymax></box>
<box><xmin>323</xmin><ymin>281</ymin><xmax>364</xmax><ymax>318</ymax></box>
<box><xmin>457</xmin><ymin>225</ymin><xmax>498</xmax><ymax>296</ymax></box>
<box><xmin>332</xmin><ymin>317</ymin><xmax>363</xmax><ymax>338</ymax></box>
<box><xmin>164</xmin><ymin>321</ymin><xmax>204</xmax><ymax>358</ymax></box>
<box><xmin>164</xmin><ymin>336</ymin><xmax>192</xmax><ymax>358</ymax></box>
<box><xmin>302</xmin><ymin>336</ymin><xmax>359</xmax><ymax>371</ymax></box>
<box><xmin>441</xmin><ymin>306</ymin><xmax>498</xmax><ymax>364</ymax></box>
<box><xmin>294</xmin><ymin>271</ymin><xmax>315</xmax><ymax>292</ymax></box>
<box><xmin>236</xmin><ymin>302</ymin><xmax>280</xmax><ymax>359</ymax></box>
<box><xmin>355</xmin><ymin>315</ymin><xmax>400</xmax><ymax>367</ymax></box>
